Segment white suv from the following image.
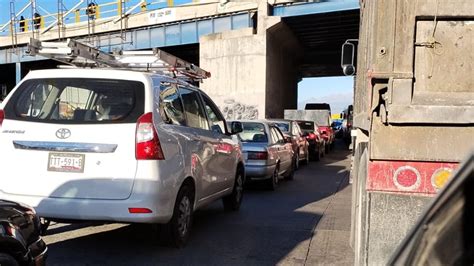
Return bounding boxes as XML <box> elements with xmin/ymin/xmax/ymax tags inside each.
<box><xmin>0</xmin><ymin>68</ymin><xmax>244</xmax><ymax>247</ymax></box>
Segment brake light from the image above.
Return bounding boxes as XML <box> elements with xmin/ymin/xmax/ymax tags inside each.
<box><xmin>248</xmin><ymin>151</ymin><xmax>268</xmax><ymax>160</ymax></box>
<box><xmin>128</xmin><ymin>208</ymin><xmax>153</xmax><ymax>214</ymax></box>
<box><xmin>0</xmin><ymin>109</ymin><xmax>4</xmax><ymax>126</ymax></box>
<box><xmin>135</xmin><ymin>112</ymin><xmax>164</xmax><ymax>160</ymax></box>
<box><xmin>306</xmin><ymin>133</ymin><xmax>316</xmax><ymax>140</ymax></box>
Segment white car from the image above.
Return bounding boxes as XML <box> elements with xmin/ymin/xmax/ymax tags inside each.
<box><xmin>0</xmin><ymin>68</ymin><xmax>244</xmax><ymax>247</ymax></box>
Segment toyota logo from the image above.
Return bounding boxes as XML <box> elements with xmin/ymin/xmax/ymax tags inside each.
<box><xmin>56</xmin><ymin>128</ymin><xmax>71</xmax><ymax>139</ymax></box>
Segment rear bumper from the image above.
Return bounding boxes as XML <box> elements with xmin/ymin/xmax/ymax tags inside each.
<box><xmin>245</xmin><ymin>164</ymin><xmax>275</xmax><ymax>180</ymax></box>
<box><xmin>0</xmin><ymin>194</ymin><xmax>174</xmax><ymax>224</ymax></box>
<box><xmin>0</xmin><ymin>177</ymin><xmax>176</xmax><ymax>224</ymax></box>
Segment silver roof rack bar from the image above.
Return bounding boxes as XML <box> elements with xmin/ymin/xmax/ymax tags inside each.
<box><xmin>26</xmin><ymin>38</ymin><xmax>211</xmax><ymax>81</ymax></box>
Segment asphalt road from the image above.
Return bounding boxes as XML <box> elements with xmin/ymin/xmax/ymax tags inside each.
<box><xmin>43</xmin><ymin>141</ymin><xmax>354</xmax><ymax>266</ymax></box>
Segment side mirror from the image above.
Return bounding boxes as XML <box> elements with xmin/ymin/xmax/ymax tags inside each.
<box><xmin>341</xmin><ymin>40</ymin><xmax>357</xmax><ymax>76</ymax></box>
<box><xmin>230</xmin><ymin>121</ymin><xmax>243</xmax><ymax>134</ymax></box>
<box><xmin>284</xmin><ymin>136</ymin><xmax>292</xmax><ymax>143</ymax></box>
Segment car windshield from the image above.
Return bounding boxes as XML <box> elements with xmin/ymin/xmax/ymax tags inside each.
<box><xmin>238</xmin><ymin>122</ymin><xmax>268</xmax><ymax>143</ymax></box>
<box><xmin>275</xmin><ymin>122</ymin><xmax>290</xmax><ymax>133</ymax></box>
<box><xmin>4</xmin><ymin>78</ymin><xmax>144</xmax><ymax>124</ymax></box>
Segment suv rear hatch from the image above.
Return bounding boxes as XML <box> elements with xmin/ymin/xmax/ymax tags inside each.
<box><xmin>0</xmin><ymin>77</ymin><xmax>145</xmax><ymax>200</ymax></box>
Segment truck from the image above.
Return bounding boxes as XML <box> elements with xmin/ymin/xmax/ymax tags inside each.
<box><xmin>284</xmin><ymin>109</ymin><xmax>334</xmax><ymax>153</ymax></box>
<box><xmin>342</xmin><ymin>0</ymin><xmax>474</xmax><ymax>264</ymax></box>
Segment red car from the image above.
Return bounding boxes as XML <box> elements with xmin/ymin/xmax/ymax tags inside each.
<box><xmin>297</xmin><ymin>120</ymin><xmax>325</xmax><ymax>161</ymax></box>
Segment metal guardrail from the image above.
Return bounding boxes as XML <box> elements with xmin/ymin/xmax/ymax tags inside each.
<box><xmin>0</xmin><ymin>0</ymin><xmax>194</xmax><ymax>36</ymax></box>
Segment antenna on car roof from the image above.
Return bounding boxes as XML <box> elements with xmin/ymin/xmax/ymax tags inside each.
<box><xmin>26</xmin><ymin>38</ymin><xmax>211</xmax><ymax>82</ymax></box>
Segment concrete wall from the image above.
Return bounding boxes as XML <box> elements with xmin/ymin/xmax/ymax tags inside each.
<box><xmin>200</xmin><ymin>1</ymin><xmax>302</xmax><ymax>119</ymax></box>
<box><xmin>265</xmin><ymin>21</ymin><xmax>301</xmax><ymax>118</ymax></box>
<box><xmin>200</xmin><ymin>28</ymin><xmax>266</xmax><ymax>120</ymax></box>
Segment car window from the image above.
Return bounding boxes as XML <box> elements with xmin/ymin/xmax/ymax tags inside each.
<box><xmin>298</xmin><ymin>121</ymin><xmax>314</xmax><ymax>131</ymax></box>
<box><xmin>296</xmin><ymin>124</ymin><xmax>302</xmax><ymax>135</ymax></box>
<box><xmin>274</xmin><ymin>127</ymin><xmax>285</xmax><ymax>143</ymax></box>
<box><xmin>178</xmin><ymin>86</ymin><xmax>209</xmax><ymax>130</ymax></box>
<box><xmin>159</xmin><ymin>83</ymin><xmax>185</xmax><ymax>126</ymax></box>
<box><xmin>201</xmin><ymin>93</ymin><xmax>226</xmax><ymax>134</ymax></box>
<box><xmin>269</xmin><ymin>127</ymin><xmax>279</xmax><ymax>144</ymax></box>
<box><xmin>275</xmin><ymin>122</ymin><xmax>289</xmax><ymax>133</ymax></box>
<box><xmin>5</xmin><ymin>78</ymin><xmax>144</xmax><ymax>123</ymax></box>
<box><xmin>238</xmin><ymin>122</ymin><xmax>268</xmax><ymax>143</ymax></box>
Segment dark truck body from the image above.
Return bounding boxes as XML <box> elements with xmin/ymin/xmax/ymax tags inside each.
<box><xmin>350</xmin><ymin>0</ymin><xmax>474</xmax><ymax>264</ymax></box>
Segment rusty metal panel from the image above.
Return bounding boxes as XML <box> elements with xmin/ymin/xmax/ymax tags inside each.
<box><xmin>390</xmin><ymin>79</ymin><xmax>413</xmax><ymax>105</ymax></box>
<box><xmin>393</xmin><ymin>0</ymin><xmax>416</xmax><ymax>73</ymax></box>
<box><xmin>373</xmin><ymin>0</ymin><xmax>396</xmax><ymax>73</ymax></box>
<box><xmin>387</xmin><ymin>104</ymin><xmax>474</xmax><ymax>124</ymax></box>
<box><xmin>353</xmin><ymin>0</ymin><xmax>372</xmax><ymax>131</ymax></box>
<box><xmin>414</xmin><ymin>20</ymin><xmax>474</xmax><ymax>98</ymax></box>
<box><xmin>367</xmin><ymin>192</ymin><xmax>431</xmax><ymax>265</ymax></box>
<box><xmin>416</xmin><ymin>0</ymin><xmax>474</xmax><ymax>17</ymax></box>
<box><xmin>370</xmin><ymin>121</ymin><xmax>474</xmax><ymax>162</ymax></box>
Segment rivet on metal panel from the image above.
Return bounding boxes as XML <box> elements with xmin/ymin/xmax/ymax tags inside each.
<box><xmin>378</xmin><ymin>47</ymin><xmax>386</xmax><ymax>56</ymax></box>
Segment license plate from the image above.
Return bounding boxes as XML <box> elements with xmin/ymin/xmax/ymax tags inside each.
<box><xmin>48</xmin><ymin>153</ymin><xmax>85</xmax><ymax>173</ymax></box>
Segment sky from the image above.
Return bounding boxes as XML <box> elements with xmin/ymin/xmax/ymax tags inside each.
<box><xmin>298</xmin><ymin>76</ymin><xmax>354</xmax><ymax>114</ymax></box>
<box><xmin>1</xmin><ymin>1</ymin><xmax>355</xmax><ymax>112</ymax></box>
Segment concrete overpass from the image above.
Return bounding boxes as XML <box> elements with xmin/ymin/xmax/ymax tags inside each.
<box><xmin>0</xmin><ymin>0</ymin><xmax>359</xmax><ymax>119</ymax></box>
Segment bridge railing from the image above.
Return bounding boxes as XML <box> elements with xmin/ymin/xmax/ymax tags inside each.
<box><xmin>0</xmin><ymin>0</ymin><xmax>194</xmax><ymax>36</ymax></box>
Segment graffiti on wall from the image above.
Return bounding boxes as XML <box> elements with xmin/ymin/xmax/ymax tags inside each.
<box><xmin>221</xmin><ymin>99</ymin><xmax>259</xmax><ymax>120</ymax></box>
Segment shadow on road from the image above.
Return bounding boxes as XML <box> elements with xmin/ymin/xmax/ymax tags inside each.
<box><xmin>44</xmin><ymin>140</ymin><xmax>352</xmax><ymax>265</ymax></box>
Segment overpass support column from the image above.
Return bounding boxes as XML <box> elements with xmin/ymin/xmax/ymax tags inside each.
<box><xmin>200</xmin><ymin>1</ymin><xmax>302</xmax><ymax>120</ymax></box>
<box><xmin>15</xmin><ymin>62</ymin><xmax>21</xmax><ymax>84</ymax></box>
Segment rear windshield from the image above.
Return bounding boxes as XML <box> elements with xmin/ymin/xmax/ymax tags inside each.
<box><xmin>4</xmin><ymin>78</ymin><xmax>144</xmax><ymax>124</ymax></box>
<box><xmin>238</xmin><ymin>122</ymin><xmax>268</xmax><ymax>143</ymax></box>
<box><xmin>274</xmin><ymin>122</ymin><xmax>290</xmax><ymax>133</ymax></box>
<box><xmin>298</xmin><ymin>121</ymin><xmax>314</xmax><ymax>131</ymax></box>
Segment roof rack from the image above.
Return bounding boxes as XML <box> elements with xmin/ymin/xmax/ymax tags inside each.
<box><xmin>26</xmin><ymin>38</ymin><xmax>211</xmax><ymax>81</ymax></box>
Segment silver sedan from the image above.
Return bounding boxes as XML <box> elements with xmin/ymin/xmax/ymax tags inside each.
<box><xmin>235</xmin><ymin>120</ymin><xmax>295</xmax><ymax>190</ymax></box>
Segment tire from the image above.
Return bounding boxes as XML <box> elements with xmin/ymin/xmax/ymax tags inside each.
<box><xmin>314</xmin><ymin>146</ymin><xmax>321</xmax><ymax>161</ymax></box>
<box><xmin>302</xmin><ymin>149</ymin><xmax>309</xmax><ymax>165</ymax></box>
<box><xmin>0</xmin><ymin>253</ymin><xmax>18</xmax><ymax>266</ymax></box>
<box><xmin>294</xmin><ymin>152</ymin><xmax>300</xmax><ymax>170</ymax></box>
<box><xmin>285</xmin><ymin>160</ymin><xmax>295</xmax><ymax>180</ymax></box>
<box><xmin>168</xmin><ymin>184</ymin><xmax>194</xmax><ymax>248</ymax></box>
<box><xmin>267</xmin><ymin>165</ymin><xmax>279</xmax><ymax>190</ymax></box>
<box><xmin>223</xmin><ymin>168</ymin><xmax>244</xmax><ymax>211</ymax></box>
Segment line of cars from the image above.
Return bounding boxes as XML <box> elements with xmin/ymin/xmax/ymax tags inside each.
<box><xmin>0</xmin><ymin>70</ymin><xmax>336</xmax><ymax>264</ymax></box>
<box><xmin>229</xmin><ymin>118</ymin><xmax>331</xmax><ymax>190</ymax></box>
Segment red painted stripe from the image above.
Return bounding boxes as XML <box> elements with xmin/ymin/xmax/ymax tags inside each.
<box><xmin>367</xmin><ymin>160</ymin><xmax>459</xmax><ymax>195</ymax></box>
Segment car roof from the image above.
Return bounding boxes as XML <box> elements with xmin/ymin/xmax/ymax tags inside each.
<box><xmin>21</xmin><ymin>68</ymin><xmax>198</xmax><ymax>90</ymax></box>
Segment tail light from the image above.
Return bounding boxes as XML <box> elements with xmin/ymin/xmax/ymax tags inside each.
<box><xmin>128</xmin><ymin>208</ymin><xmax>153</xmax><ymax>214</ymax></box>
<box><xmin>135</xmin><ymin>112</ymin><xmax>164</xmax><ymax>160</ymax></box>
<box><xmin>248</xmin><ymin>151</ymin><xmax>268</xmax><ymax>160</ymax></box>
<box><xmin>306</xmin><ymin>133</ymin><xmax>316</xmax><ymax>140</ymax></box>
<box><xmin>0</xmin><ymin>109</ymin><xmax>4</xmax><ymax>126</ymax></box>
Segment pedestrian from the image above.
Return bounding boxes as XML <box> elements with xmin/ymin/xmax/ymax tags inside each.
<box><xmin>19</xmin><ymin>16</ymin><xmax>26</xmax><ymax>32</ymax></box>
<box><xmin>33</xmin><ymin>12</ymin><xmax>41</xmax><ymax>30</ymax></box>
<box><xmin>86</xmin><ymin>2</ymin><xmax>97</xmax><ymax>19</ymax></box>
